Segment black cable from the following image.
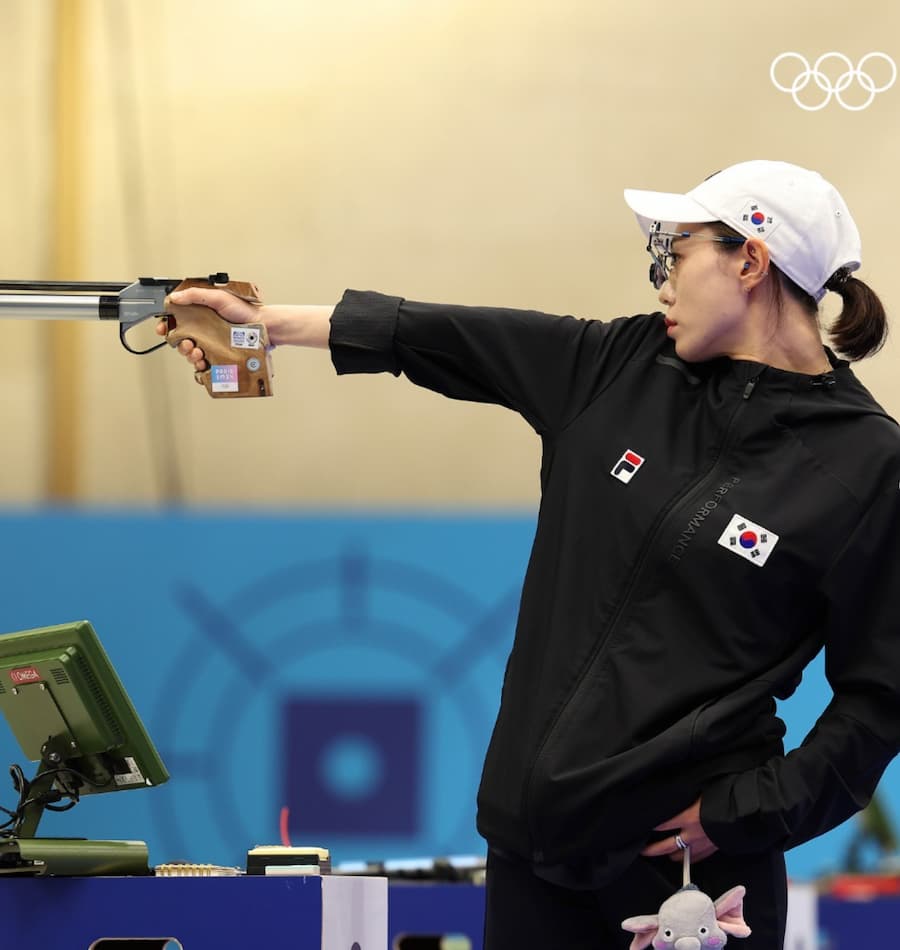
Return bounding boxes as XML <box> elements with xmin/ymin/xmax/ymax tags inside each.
<box><xmin>28</xmin><ymin>765</ymin><xmax>109</xmax><ymax>790</ymax></box>
<box><xmin>0</xmin><ymin>762</ymin><xmax>110</xmax><ymax>838</ymax></box>
<box><xmin>44</xmin><ymin>800</ymin><xmax>77</xmax><ymax>813</ymax></box>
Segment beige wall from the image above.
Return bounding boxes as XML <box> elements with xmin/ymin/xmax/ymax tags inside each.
<box><xmin>2</xmin><ymin>0</ymin><xmax>899</xmax><ymax>507</ymax></box>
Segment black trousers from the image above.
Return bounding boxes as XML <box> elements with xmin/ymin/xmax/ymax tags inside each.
<box><xmin>483</xmin><ymin>847</ymin><xmax>787</xmax><ymax>949</ymax></box>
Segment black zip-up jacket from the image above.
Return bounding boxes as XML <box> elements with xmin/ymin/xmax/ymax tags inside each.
<box><xmin>330</xmin><ymin>290</ymin><xmax>900</xmax><ymax>883</ymax></box>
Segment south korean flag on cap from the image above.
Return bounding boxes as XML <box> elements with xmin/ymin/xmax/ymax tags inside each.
<box><xmin>738</xmin><ymin>200</ymin><xmax>781</xmax><ymax>238</ymax></box>
<box><xmin>717</xmin><ymin>513</ymin><xmax>779</xmax><ymax>567</ymax></box>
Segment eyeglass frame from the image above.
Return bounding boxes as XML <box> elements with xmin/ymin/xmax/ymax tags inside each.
<box><xmin>646</xmin><ymin>222</ymin><xmax>746</xmax><ymax>290</ymax></box>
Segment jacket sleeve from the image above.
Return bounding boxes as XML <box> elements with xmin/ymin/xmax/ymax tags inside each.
<box><xmin>328</xmin><ymin>289</ymin><xmax>657</xmax><ymax>435</ymax></box>
<box><xmin>700</xmin><ymin>484</ymin><xmax>900</xmax><ymax>854</ymax></box>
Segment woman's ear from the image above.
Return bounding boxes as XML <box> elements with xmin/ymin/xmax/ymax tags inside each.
<box><xmin>739</xmin><ymin>238</ymin><xmax>770</xmax><ymax>292</ymax></box>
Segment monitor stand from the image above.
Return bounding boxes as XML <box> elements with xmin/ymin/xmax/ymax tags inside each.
<box><xmin>0</xmin><ymin>755</ymin><xmax>150</xmax><ymax>876</ymax></box>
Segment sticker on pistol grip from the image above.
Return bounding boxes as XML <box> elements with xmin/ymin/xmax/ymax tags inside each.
<box><xmin>211</xmin><ymin>365</ymin><xmax>239</xmax><ymax>393</ymax></box>
<box><xmin>231</xmin><ymin>326</ymin><xmax>261</xmax><ymax>349</ymax></box>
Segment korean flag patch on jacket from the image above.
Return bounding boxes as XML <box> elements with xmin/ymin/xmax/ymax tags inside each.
<box><xmin>717</xmin><ymin>513</ymin><xmax>779</xmax><ymax>567</ymax></box>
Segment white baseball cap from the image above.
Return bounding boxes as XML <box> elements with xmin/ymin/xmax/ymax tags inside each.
<box><xmin>623</xmin><ymin>160</ymin><xmax>861</xmax><ymax>301</ymax></box>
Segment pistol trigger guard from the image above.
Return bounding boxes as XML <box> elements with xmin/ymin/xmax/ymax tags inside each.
<box><xmin>119</xmin><ymin>323</ymin><xmax>167</xmax><ymax>356</ymax></box>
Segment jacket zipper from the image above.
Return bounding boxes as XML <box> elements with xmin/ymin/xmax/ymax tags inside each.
<box><xmin>522</xmin><ymin>367</ymin><xmax>765</xmax><ymax>851</ymax></box>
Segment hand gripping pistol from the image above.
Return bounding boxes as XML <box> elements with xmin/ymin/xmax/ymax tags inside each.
<box><xmin>0</xmin><ymin>273</ymin><xmax>273</xmax><ymax>398</ymax></box>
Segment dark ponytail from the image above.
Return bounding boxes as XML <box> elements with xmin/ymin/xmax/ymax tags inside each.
<box><xmin>825</xmin><ymin>269</ymin><xmax>889</xmax><ymax>362</ymax></box>
<box><xmin>708</xmin><ymin>221</ymin><xmax>889</xmax><ymax>362</ymax></box>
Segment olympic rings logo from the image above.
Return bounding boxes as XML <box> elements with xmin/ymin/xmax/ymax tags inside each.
<box><xmin>770</xmin><ymin>52</ymin><xmax>896</xmax><ymax>111</ymax></box>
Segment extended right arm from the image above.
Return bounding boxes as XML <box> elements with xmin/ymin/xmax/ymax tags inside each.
<box><xmin>163</xmin><ymin>287</ymin><xmax>658</xmax><ymax>434</ymax></box>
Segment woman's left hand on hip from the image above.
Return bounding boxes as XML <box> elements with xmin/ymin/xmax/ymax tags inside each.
<box><xmin>640</xmin><ymin>797</ymin><xmax>718</xmax><ymax>863</ymax></box>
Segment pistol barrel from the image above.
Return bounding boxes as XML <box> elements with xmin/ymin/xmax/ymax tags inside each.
<box><xmin>0</xmin><ymin>294</ymin><xmax>105</xmax><ymax>320</ymax></box>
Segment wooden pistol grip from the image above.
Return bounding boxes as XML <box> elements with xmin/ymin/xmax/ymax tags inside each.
<box><xmin>165</xmin><ymin>303</ymin><xmax>273</xmax><ymax>398</ymax></box>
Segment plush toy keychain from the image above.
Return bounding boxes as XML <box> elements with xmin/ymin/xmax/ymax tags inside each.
<box><xmin>621</xmin><ymin>843</ymin><xmax>752</xmax><ymax>949</ymax></box>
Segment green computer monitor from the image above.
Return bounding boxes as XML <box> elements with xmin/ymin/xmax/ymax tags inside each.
<box><xmin>0</xmin><ymin>620</ymin><xmax>168</xmax><ymax>873</ymax></box>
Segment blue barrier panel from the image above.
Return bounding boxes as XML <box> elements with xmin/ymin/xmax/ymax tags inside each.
<box><xmin>0</xmin><ymin>876</ymin><xmax>325</xmax><ymax>948</ymax></box>
<box><xmin>818</xmin><ymin>895</ymin><xmax>900</xmax><ymax>948</ymax></box>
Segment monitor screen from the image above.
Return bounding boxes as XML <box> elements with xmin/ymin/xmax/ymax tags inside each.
<box><xmin>0</xmin><ymin>619</ymin><xmax>168</xmax><ymax>835</ymax></box>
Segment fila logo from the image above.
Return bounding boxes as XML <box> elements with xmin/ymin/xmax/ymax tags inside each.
<box><xmin>717</xmin><ymin>513</ymin><xmax>780</xmax><ymax>567</ymax></box>
<box><xmin>610</xmin><ymin>449</ymin><xmax>645</xmax><ymax>484</ymax></box>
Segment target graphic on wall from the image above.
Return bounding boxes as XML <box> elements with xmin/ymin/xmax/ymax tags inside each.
<box><xmin>149</xmin><ymin>545</ymin><xmax>520</xmax><ymax>866</ymax></box>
